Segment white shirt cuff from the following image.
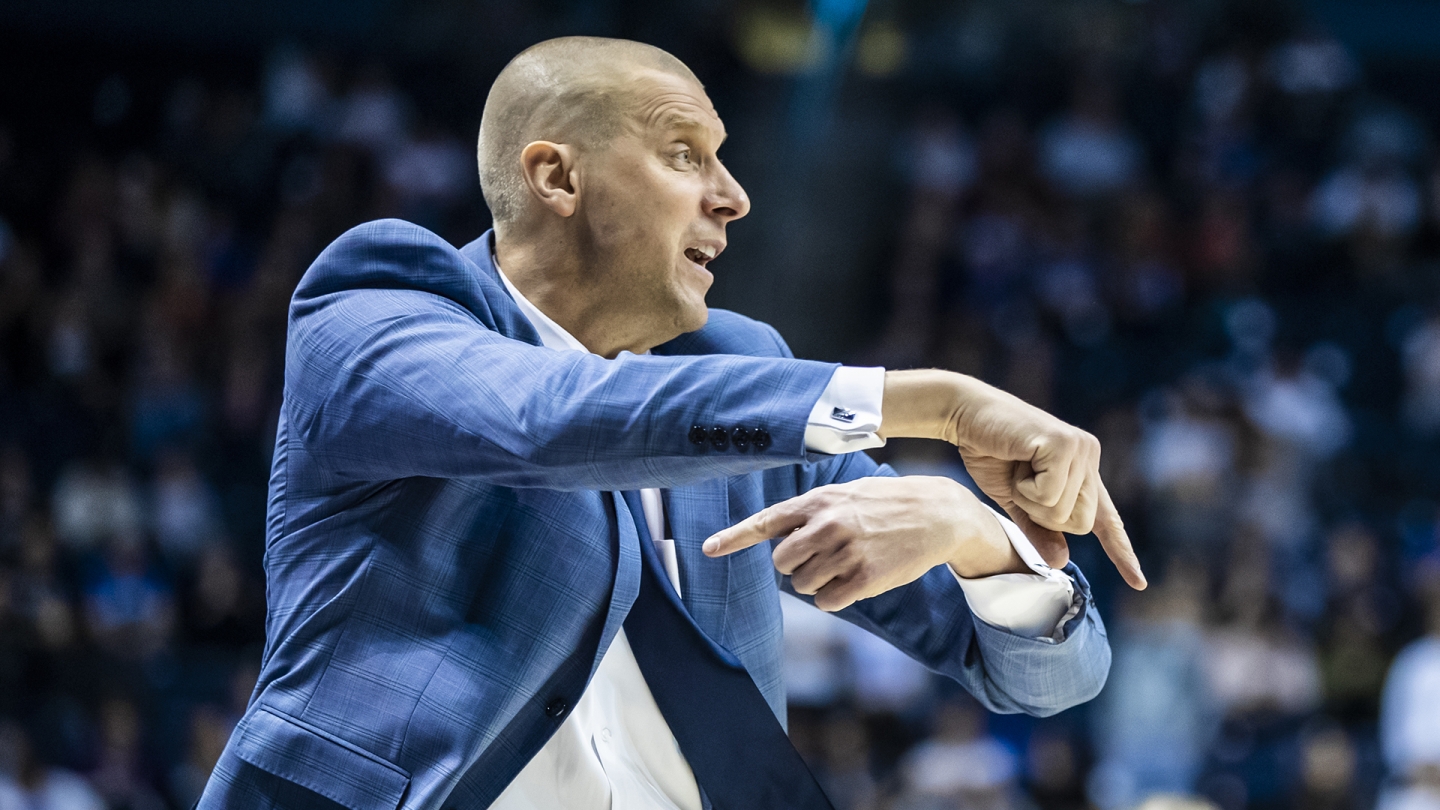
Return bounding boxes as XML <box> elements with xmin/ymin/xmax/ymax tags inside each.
<box><xmin>803</xmin><ymin>366</ymin><xmax>886</xmax><ymax>455</ymax></box>
<box><xmin>949</xmin><ymin>507</ymin><xmax>1079</xmax><ymax>642</ymax></box>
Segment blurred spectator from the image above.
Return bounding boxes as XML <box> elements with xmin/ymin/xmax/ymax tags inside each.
<box><xmin>1205</xmin><ymin>539</ymin><xmax>1322</xmax><ymax>717</ymax></box>
<box><xmin>52</xmin><ymin>459</ymin><xmax>143</xmax><ymax>553</ymax></box>
<box><xmin>181</xmin><ymin>544</ymin><xmax>263</xmax><ymax>648</ymax></box>
<box><xmin>1090</xmin><ymin>564</ymin><xmax>1215</xmax><ymax>809</ymax></box>
<box><xmin>1240</xmin><ymin>348</ymin><xmax>1352</xmax><ymax>460</ymax></box>
<box><xmin>1402</xmin><ymin>315</ymin><xmax>1440</xmax><ymax>435</ymax></box>
<box><xmin>0</xmin><ymin>722</ymin><xmax>104</xmax><ymax>810</ymax></box>
<box><xmin>128</xmin><ymin>326</ymin><xmax>206</xmax><ymax>461</ymax></box>
<box><xmin>1039</xmin><ymin>78</ymin><xmax>1144</xmax><ymax>198</ymax></box>
<box><xmin>11</xmin><ymin>516</ymin><xmax>79</xmax><ymax>655</ymax></box>
<box><xmin>844</xmin><ymin>620</ymin><xmax>932</xmax><ymax>715</ymax></box>
<box><xmin>333</xmin><ymin>65</ymin><xmax>407</xmax><ymax>154</ymax></box>
<box><xmin>780</xmin><ymin>593</ymin><xmax>850</xmax><ymax>709</ymax></box>
<box><xmin>1135</xmin><ymin>383</ymin><xmax>1239</xmax><ymax>557</ymax></box>
<box><xmin>1132</xmin><ymin>796</ymin><xmax>1221</xmax><ymax>810</ymax></box>
<box><xmin>82</xmin><ymin>533</ymin><xmax>175</xmax><ymax>660</ymax></box>
<box><xmin>88</xmin><ymin>699</ymin><xmax>166</xmax><ymax>810</ymax></box>
<box><xmin>1378</xmin><ymin>567</ymin><xmax>1440</xmax><ymax>809</ymax></box>
<box><xmin>383</xmin><ymin>122</ymin><xmax>472</xmax><ymax>205</ymax></box>
<box><xmin>1321</xmin><ymin>523</ymin><xmax>1398</xmax><ymax>717</ymax></box>
<box><xmin>149</xmin><ymin>449</ymin><xmax>221</xmax><ymax>566</ymax></box>
<box><xmin>895</xmin><ymin>697</ymin><xmax>1021</xmax><ymax>810</ymax></box>
<box><xmin>262</xmin><ymin>44</ymin><xmax>333</xmax><ymax>135</ymax></box>
<box><xmin>383</xmin><ymin>121</ymin><xmax>474</xmax><ymax>227</ymax></box>
<box><xmin>871</xmin><ymin>106</ymin><xmax>975</xmax><ymax>363</ymax></box>
<box><xmin>1293</xmin><ymin>722</ymin><xmax>1362</xmax><ymax>810</ymax></box>
<box><xmin>1312</xmin><ymin>164</ymin><xmax>1422</xmax><ymax>241</ymax></box>
<box><xmin>1266</xmin><ymin>32</ymin><xmax>1358</xmax><ymax>98</ymax></box>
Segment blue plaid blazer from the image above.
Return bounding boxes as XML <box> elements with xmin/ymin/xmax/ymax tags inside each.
<box><xmin>198</xmin><ymin>220</ymin><xmax>1110</xmax><ymax>810</ymax></box>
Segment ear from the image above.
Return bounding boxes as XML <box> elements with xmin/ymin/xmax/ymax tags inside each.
<box><xmin>518</xmin><ymin>141</ymin><xmax>578</xmax><ymax>218</ymax></box>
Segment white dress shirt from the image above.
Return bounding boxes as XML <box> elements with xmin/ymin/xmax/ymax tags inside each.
<box><xmin>488</xmin><ymin>265</ymin><xmax>1075</xmax><ymax>809</ymax></box>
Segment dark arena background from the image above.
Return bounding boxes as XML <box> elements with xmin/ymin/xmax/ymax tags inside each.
<box><xmin>3</xmin><ymin>1</ymin><xmax>1440</xmax><ymax>808</ymax></box>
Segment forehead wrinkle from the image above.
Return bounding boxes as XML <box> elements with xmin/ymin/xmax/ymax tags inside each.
<box><xmin>623</xmin><ymin>71</ymin><xmax>724</xmax><ymax>141</ymax></box>
<box><xmin>642</xmin><ymin>99</ymin><xmax>727</xmax><ymax>145</ymax></box>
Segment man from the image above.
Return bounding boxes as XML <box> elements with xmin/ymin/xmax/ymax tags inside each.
<box><xmin>199</xmin><ymin>37</ymin><xmax>1144</xmax><ymax>810</ymax></box>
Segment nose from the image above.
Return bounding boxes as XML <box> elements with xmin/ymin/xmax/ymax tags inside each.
<box><xmin>706</xmin><ymin>162</ymin><xmax>751</xmax><ymax>223</ymax></box>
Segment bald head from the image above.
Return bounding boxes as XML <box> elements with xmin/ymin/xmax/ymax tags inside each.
<box><xmin>477</xmin><ymin>37</ymin><xmax>699</xmax><ymax>232</ymax></box>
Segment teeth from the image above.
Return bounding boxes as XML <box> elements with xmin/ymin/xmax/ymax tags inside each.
<box><xmin>690</xmin><ymin>246</ymin><xmax>716</xmax><ymax>261</ymax></box>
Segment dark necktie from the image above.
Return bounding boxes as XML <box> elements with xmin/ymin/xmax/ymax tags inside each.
<box><xmin>618</xmin><ymin>490</ymin><xmax>836</xmax><ymax>810</ymax></box>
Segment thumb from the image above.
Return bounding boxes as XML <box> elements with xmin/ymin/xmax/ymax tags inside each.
<box><xmin>1003</xmin><ymin>505</ymin><xmax>1070</xmax><ymax>570</ymax></box>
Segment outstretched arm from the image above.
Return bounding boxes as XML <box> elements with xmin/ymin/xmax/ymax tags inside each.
<box><xmin>284</xmin><ymin>222</ymin><xmax>842</xmax><ymax>490</ymax></box>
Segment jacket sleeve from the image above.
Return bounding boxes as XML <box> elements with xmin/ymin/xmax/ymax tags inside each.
<box><xmin>283</xmin><ymin>221</ymin><xmax>839</xmax><ymax>490</ymax></box>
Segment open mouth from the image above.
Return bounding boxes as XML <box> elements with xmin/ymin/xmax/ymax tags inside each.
<box><xmin>684</xmin><ymin>244</ymin><xmax>718</xmax><ymax>268</ymax></box>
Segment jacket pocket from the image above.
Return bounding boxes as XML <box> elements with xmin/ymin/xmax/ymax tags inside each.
<box><xmin>234</xmin><ymin>707</ymin><xmax>411</xmax><ymax>810</ymax></box>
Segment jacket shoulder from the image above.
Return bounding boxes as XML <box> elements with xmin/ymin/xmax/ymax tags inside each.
<box><xmin>294</xmin><ymin>219</ymin><xmax>486</xmax><ymax>301</ymax></box>
<box><xmin>289</xmin><ymin>220</ymin><xmax>529</xmax><ymax>336</ymax></box>
<box><xmin>655</xmin><ymin>309</ymin><xmax>792</xmax><ymax>359</ymax></box>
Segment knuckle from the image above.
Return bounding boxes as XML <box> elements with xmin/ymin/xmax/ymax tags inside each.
<box><xmin>751</xmin><ymin>512</ymin><xmax>772</xmax><ymax>538</ymax></box>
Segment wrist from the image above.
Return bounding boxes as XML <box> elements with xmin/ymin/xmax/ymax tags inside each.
<box><xmin>947</xmin><ymin>486</ymin><xmax>1028</xmax><ymax>579</ymax></box>
<box><xmin>878</xmin><ymin>369</ymin><xmax>969</xmax><ymax>443</ymax></box>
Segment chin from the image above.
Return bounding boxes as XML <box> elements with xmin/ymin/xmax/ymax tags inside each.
<box><xmin>675</xmin><ymin>303</ymin><xmax>709</xmax><ymax>335</ymax></box>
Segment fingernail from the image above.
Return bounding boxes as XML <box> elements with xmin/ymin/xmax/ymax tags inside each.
<box><xmin>702</xmin><ymin>537</ymin><xmax>718</xmax><ymax>554</ymax></box>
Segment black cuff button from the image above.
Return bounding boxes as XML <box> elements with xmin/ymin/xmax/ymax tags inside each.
<box><xmin>545</xmin><ymin>698</ymin><xmax>569</xmax><ymax>719</ymax></box>
<box><xmin>709</xmin><ymin>426</ymin><xmax>730</xmax><ymax>450</ymax></box>
<box><xmin>731</xmin><ymin>426</ymin><xmax>751</xmax><ymax>450</ymax></box>
<box><xmin>752</xmin><ymin>427</ymin><xmax>772</xmax><ymax>451</ymax></box>
<box><xmin>688</xmin><ymin>425</ymin><xmax>708</xmax><ymax>446</ymax></box>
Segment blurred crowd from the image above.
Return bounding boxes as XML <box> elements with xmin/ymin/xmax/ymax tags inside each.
<box><xmin>1</xmin><ymin>0</ymin><xmax>1440</xmax><ymax>809</ymax></box>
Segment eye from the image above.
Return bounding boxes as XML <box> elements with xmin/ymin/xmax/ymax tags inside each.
<box><xmin>672</xmin><ymin>146</ymin><xmax>693</xmax><ymax>165</ymax></box>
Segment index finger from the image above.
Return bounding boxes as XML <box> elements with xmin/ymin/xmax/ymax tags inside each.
<box><xmin>703</xmin><ymin>496</ymin><xmax>812</xmax><ymax>557</ymax></box>
<box><xmin>1093</xmin><ymin>480</ymin><xmax>1146</xmax><ymax>590</ymax></box>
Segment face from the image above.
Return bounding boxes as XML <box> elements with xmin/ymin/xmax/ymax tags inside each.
<box><xmin>577</xmin><ymin>69</ymin><xmax>750</xmax><ymax>341</ymax></box>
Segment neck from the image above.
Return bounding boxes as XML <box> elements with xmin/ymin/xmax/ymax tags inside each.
<box><xmin>494</xmin><ymin>231</ymin><xmax>658</xmax><ymax>358</ymax></box>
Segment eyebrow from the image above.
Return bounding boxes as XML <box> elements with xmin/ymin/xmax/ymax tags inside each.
<box><xmin>655</xmin><ymin>111</ymin><xmax>727</xmax><ymax>145</ymax></box>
